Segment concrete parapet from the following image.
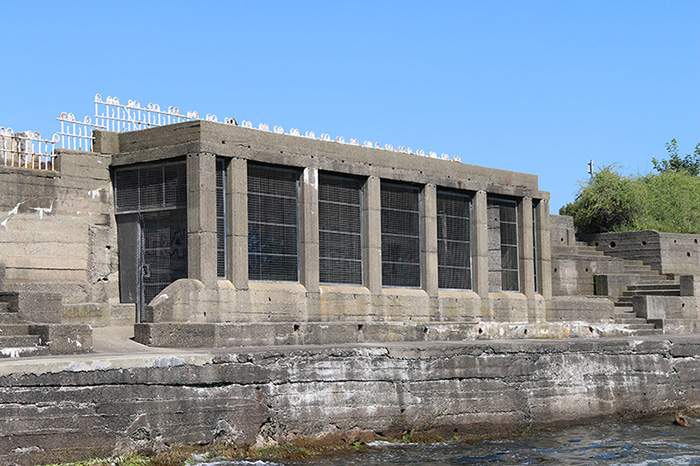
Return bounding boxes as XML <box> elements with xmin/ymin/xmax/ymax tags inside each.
<box><xmin>546</xmin><ymin>296</ymin><xmax>615</xmax><ymax>323</ymax></box>
<box><xmin>633</xmin><ymin>295</ymin><xmax>699</xmax><ymax>322</ymax></box>
<box><xmin>582</xmin><ymin>230</ymin><xmax>700</xmax><ymax>275</ymax></box>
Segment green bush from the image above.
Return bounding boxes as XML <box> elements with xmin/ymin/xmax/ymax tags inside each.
<box><xmin>559</xmin><ymin>166</ymin><xmax>642</xmax><ymax>234</ymax></box>
<box><xmin>560</xmin><ymin>166</ymin><xmax>700</xmax><ymax>234</ymax></box>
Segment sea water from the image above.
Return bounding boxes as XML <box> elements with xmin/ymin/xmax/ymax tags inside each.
<box><xmin>193</xmin><ymin>415</ymin><xmax>700</xmax><ymax>465</ymax></box>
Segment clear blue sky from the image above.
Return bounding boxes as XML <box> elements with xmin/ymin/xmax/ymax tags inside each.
<box><xmin>1</xmin><ymin>1</ymin><xmax>698</xmax><ymax>212</ymax></box>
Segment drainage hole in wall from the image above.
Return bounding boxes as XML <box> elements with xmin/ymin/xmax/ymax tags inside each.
<box><xmin>585</xmin><ymin>268</ymin><xmax>589</xmax><ymax>273</ymax></box>
<box><xmin>642</xmin><ymin>241</ymin><xmax>647</xmax><ymax>246</ymax></box>
<box><xmin>423</xmin><ymin>327</ymin><xmax>428</xmax><ymax>334</ymax></box>
<box><xmin>554</xmin><ymin>268</ymin><xmax>558</xmax><ymax>273</ymax></box>
<box><xmin>268</xmin><ymin>297</ymin><xmax>271</xmax><ymax>302</ymax></box>
<box><xmin>610</xmin><ymin>241</ymin><xmax>616</xmax><ymax>248</ymax></box>
<box><xmin>595</xmin><ymin>242</ymin><xmax>599</xmax><ymax>247</ymax></box>
<box><xmin>674</xmin><ymin>240</ymin><xmax>678</xmax><ymax>244</ymax></box>
<box><xmin>357</xmin><ymin>324</ymin><xmax>364</xmax><ymax>332</ymax></box>
<box><xmin>589</xmin><ymin>326</ymin><xmax>594</xmax><ymax>333</ymax></box>
<box><xmin>524</xmin><ymin>329</ymin><xmax>528</xmax><ymax>335</ymax></box>
<box><xmin>222</xmin><ymin>140</ymin><xmax>226</xmax><ymax>144</ymax></box>
<box><xmin>478</xmin><ymin>328</ymin><xmax>483</xmax><ymax>334</ymax></box>
<box><xmin>293</xmin><ymin>324</ymin><xmax>300</xmax><ymax>333</ymax></box>
<box><xmin>560</xmin><ymin>237</ymin><xmax>565</xmax><ymax>243</ymax></box>
<box><xmin>682</xmin><ymin>303</ymin><xmax>686</xmax><ymax>308</ymax></box>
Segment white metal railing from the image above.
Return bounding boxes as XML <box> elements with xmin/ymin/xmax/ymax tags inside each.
<box><xmin>0</xmin><ymin>127</ymin><xmax>57</xmax><ymax>171</ymax></box>
<box><xmin>94</xmin><ymin>93</ymin><xmax>201</xmax><ymax>132</ymax></box>
<box><xmin>56</xmin><ymin>113</ymin><xmax>105</xmax><ymax>152</ymax></box>
<box><xmin>2</xmin><ymin>93</ymin><xmax>465</xmax><ymax>173</ymax></box>
<box><xmin>90</xmin><ymin>93</ymin><xmax>464</xmax><ymax>162</ymax></box>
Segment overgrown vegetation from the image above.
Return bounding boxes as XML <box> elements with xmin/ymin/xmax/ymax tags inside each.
<box><xmin>560</xmin><ymin>140</ymin><xmax>700</xmax><ymax>234</ymax></box>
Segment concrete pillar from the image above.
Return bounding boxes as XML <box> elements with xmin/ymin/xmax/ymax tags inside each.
<box><xmin>422</xmin><ymin>184</ymin><xmax>438</xmax><ymax>297</ymax></box>
<box><xmin>519</xmin><ymin>197</ymin><xmax>535</xmax><ymax>299</ymax></box>
<box><xmin>472</xmin><ymin>190</ymin><xmax>489</xmax><ymax>298</ymax></box>
<box><xmin>363</xmin><ymin>176</ymin><xmax>382</xmax><ymax>293</ymax></box>
<box><xmin>187</xmin><ymin>152</ymin><xmax>218</xmax><ymax>288</ymax></box>
<box><xmin>299</xmin><ymin>167</ymin><xmax>320</xmax><ymax>293</ymax></box>
<box><xmin>228</xmin><ymin>157</ymin><xmax>248</xmax><ymax>290</ymax></box>
<box><xmin>536</xmin><ymin>198</ymin><xmax>552</xmax><ymax>300</ymax></box>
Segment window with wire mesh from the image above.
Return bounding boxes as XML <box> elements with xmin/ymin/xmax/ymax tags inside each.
<box><xmin>247</xmin><ymin>163</ymin><xmax>299</xmax><ymax>282</ymax></box>
<box><xmin>381</xmin><ymin>182</ymin><xmax>421</xmax><ymax>288</ymax></box>
<box><xmin>437</xmin><ymin>190</ymin><xmax>472</xmax><ymax>290</ymax></box>
<box><xmin>114</xmin><ymin>162</ymin><xmax>187</xmax><ymax>213</ymax></box>
<box><xmin>318</xmin><ymin>173</ymin><xmax>363</xmax><ymax>285</ymax></box>
<box><xmin>487</xmin><ymin>198</ymin><xmax>519</xmax><ymax>291</ymax></box>
<box><xmin>533</xmin><ymin>201</ymin><xmax>539</xmax><ymax>294</ymax></box>
<box><xmin>216</xmin><ymin>159</ymin><xmax>226</xmax><ymax>278</ymax></box>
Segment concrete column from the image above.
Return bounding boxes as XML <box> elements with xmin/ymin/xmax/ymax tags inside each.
<box><xmin>299</xmin><ymin>167</ymin><xmax>320</xmax><ymax>293</ymax></box>
<box><xmin>363</xmin><ymin>176</ymin><xmax>382</xmax><ymax>293</ymax></box>
<box><xmin>187</xmin><ymin>152</ymin><xmax>218</xmax><ymax>288</ymax></box>
<box><xmin>536</xmin><ymin>198</ymin><xmax>553</xmax><ymax>300</ymax></box>
<box><xmin>228</xmin><ymin>157</ymin><xmax>248</xmax><ymax>290</ymax></box>
<box><xmin>472</xmin><ymin>190</ymin><xmax>489</xmax><ymax>298</ymax></box>
<box><xmin>519</xmin><ymin>197</ymin><xmax>535</xmax><ymax>299</ymax></box>
<box><xmin>422</xmin><ymin>184</ymin><xmax>438</xmax><ymax>297</ymax></box>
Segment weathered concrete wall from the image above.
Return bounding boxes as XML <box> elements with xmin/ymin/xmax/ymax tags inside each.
<box><xmin>1</xmin><ymin>338</ymin><xmax>700</xmax><ymax>465</ymax></box>
<box><xmin>582</xmin><ymin>230</ymin><xmax>700</xmax><ymax>275</ymax></box>
<box><xmin>0</xmin><ymin>150</ymin><xmax>123</xmax><ymax>323</ymax></box>
<box><xmin>550</xmin><ymin>216</ymin><xmax>624</xmax><ymax>296</ymax></box>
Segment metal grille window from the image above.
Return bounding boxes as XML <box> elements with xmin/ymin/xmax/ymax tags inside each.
<box><xmin>247</xmin><ymin>163</ymin><xmax>299</xmax><ymax>282</ymax></box>
<box><xmin>381</xmin><ymin>182</ymin><xmax>421</xmax><ymax>288</ymax></box>
<box><xmin>437</xmin><ymin>190</ymin><xmax>472</xmax><ymax>290</ymax></box>
<box><xmin>533</xmin><ymin>202</ymin><xmax>539</xmax><ymax>294</ymax></box>
<box><xmin>216</xmin><ymin>159</ymin><xmax>226</xmax><ymax>278</ymax></box>
<box><xmin>488</xmin><ymin>198</ymin><xmax>519</xmax><ymax>292</ymax></box>
<box><xmin>319</xmin><ymin>174</ymin><xmax>363</xmax><ymax>285</ymax></box>
<box><xmin>114</xmin><ymin>162</ymin><xmax>187</xmax><ymax>213</ymax></box>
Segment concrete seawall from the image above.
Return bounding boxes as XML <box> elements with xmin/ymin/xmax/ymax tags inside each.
<box><xmin>2</xmin><ymin>336</ymin><xmax>700</xmax><ymax>465</ymax></box>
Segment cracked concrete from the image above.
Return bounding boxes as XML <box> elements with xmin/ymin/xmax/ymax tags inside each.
<box><xmin>1</xmin><ymin>332</ymin><xmax>700</xmax><ymax>465</ymax></box>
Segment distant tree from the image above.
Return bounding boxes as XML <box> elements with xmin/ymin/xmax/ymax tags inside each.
<box><xmin>651</xmin><ymin>139</ymin><xmax>700</xmax><ymax>176</ymax></box>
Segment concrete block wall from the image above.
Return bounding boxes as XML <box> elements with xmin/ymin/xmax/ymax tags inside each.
<box><xmin>583</xmin><ymin>230</ymin><xmax>700</xmax><ymax>275</ymax></box>
<box><xmin>110</xmin><ymin>121</ymin><xmax>551</xmax><ymax>326</ymax></box>
<box><xmin>0</xmin><ymin>150</ymin><xmax>120</xmax><ymax>322</ymax></box>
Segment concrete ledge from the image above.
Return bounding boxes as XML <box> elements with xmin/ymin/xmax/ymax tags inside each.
<box><xmin>27</xmin><ymin>323</ymin><xmax>92</xmax><ymax>354</ymax></box>
<box><xmin>134</xmin><ymin>319</ymin><xmax>656</xmax><ymax>348</ymax></box>
<box><xmin>0</xmin><ymin>291</ymin><xmax>63</xmax><ymax>323</ymax></box>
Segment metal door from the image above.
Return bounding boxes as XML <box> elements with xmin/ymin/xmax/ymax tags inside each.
<box><xmin>117</xmin><ymin>210</ymin><xmax>187</xmax><ymax>322</ymax></box>
<box><xmin>117</xmin><ymin>213</ymin><xmax>144</xmax><ymax>321</ymax></box>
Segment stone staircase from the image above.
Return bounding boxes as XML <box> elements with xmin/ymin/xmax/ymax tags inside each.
<box><xmin>573</xmin><ymin>241</ymin><xmax>669</xmax><ymax>335</ymax></box>
<box><xmin>0</xmin><ymin>300</ymin><xmax>50</xmax><ymax>358</ymax></box>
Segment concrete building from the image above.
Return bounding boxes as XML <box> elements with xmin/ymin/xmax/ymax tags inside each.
<box><xmin>2</xmin><ymin>105</ymin><xmax>700</xmax><ymax>354</ymax></box>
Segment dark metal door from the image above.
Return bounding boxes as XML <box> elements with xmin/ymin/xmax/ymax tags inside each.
<box><xmin>117</xmin><ymin>213</ymin><xmax>143</xmax><ymax>321</ymax></box>
<box><xmin>117</xmin><ymin>210</ymin><xmax>188</xmax><ymax>322</ymax></box>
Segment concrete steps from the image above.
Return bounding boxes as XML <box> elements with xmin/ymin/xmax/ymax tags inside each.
<box><xmin>612</xmin><ymin>306</ymin><xmax>663</xmax><ymax>335</ymax></box>
<box><xmin>0</xmin><ymin>300</ymin><xmax>49</xmax><ymax>358</ymax></box>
